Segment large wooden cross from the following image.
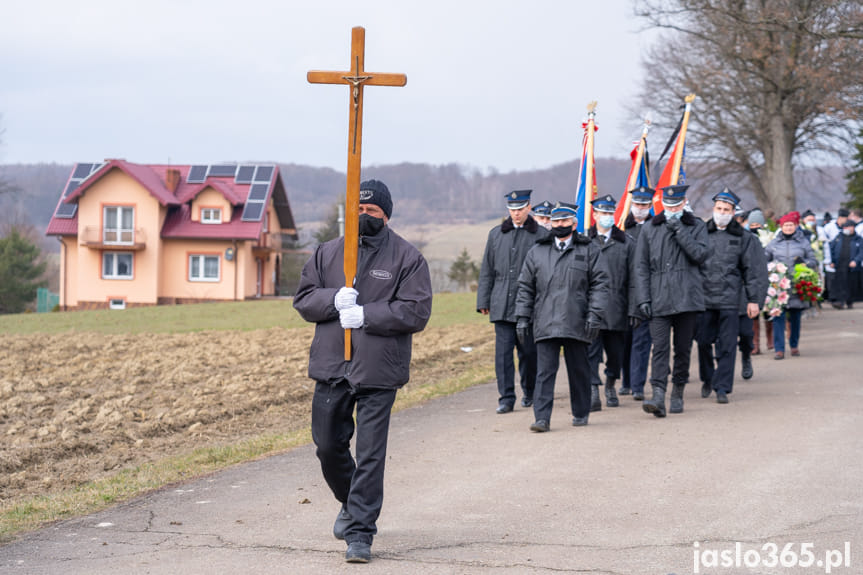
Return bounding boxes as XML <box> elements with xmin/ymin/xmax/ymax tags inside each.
<box><xmin>308</xmin><ymin>26</ymin><xmax>407</xmax><ymax>360</ymax></box>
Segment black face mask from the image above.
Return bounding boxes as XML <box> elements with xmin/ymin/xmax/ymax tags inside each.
<box><xmin>358</xmin><ymin>213</ymin><xmax>386</xmax><ymax>237</ymax></box>
<box><xmin>551</xmin><ymin>225</ymin><xmax>573</xmax><ymax>238</ymax></box>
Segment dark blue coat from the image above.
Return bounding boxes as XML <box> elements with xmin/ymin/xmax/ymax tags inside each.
<box><xmin>828</xmin><ymin>233</ymin><xmax>863</xmax><ymax>270</ymax></box>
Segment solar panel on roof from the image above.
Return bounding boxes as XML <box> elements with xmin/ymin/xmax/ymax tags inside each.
<box><xmin>241</xmin><ymin>201</ymin><xmax>265</xmax><ymax>221</ymax></box>
<box><xmin>187</xmin><ymin>165</ymin><xmax>208</xmax><ymax>183</ymax></box>
<box><xmin>248</xmin><ymin>183</ymin><xmax>269</xmax><ymax>201</ymax></box>
<box><xmin>55</xmin><ymin>202</ymin><xmax>78</xmax><ymax>218</ymax></box>
<box><xmin>63</xmin><ymin>180</ymin><xmax>80</xmax><ymax>197</ymax></box>
<box><xmin>73</xmin><ymin>163</ymin><xmax>94</xmax><ymax>179</ymax></box>
<box><xmin>208</xmin><ymin>164</ymin><xmax>237</xmax><ymax>177</ymax></box>
<box><xmin>253</xmin><ymin>166</ymin><xmax>274</xmax><ymax>182</ymax></box>
<box><xmin>236</xmin><ymin>165</ymin><xmax>256</xmax><ymax>184</ymax></box>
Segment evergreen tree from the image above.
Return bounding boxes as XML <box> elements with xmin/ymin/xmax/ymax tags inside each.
<box><xmin>844</xmin><ymin>129</ymin><xmax>863</xmax><ymax>212</ymax></box>
<box><xmin>448</xmin><ymin>247</ymin><xmax>479</xmax><ymax>291</ymax></box>
<box><xmin>0</xmin><ymin>228</ymin><xmax>47</xmax><ymax>314</ymax></box>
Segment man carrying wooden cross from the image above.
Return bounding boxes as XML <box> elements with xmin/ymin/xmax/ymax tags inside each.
<box><xmin>294</xmin><ymin>180</ymin><xmax>432</xmax><ymax>563</ymax></box>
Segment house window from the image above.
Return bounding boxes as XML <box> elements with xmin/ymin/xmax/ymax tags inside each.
<box><xmin>109</xmin><ymin>299</ymin><xmax>126</xmax><ymax>310</ymax></box>
<box><xmin>103</xmin><ymin>252</ymin><xmax>133</xmax><ymax>279</ymax></box>
<box><xmin>104</xmin><ymin>206</ymin><xmax>134</xmax><ymax>244</ymax></box>
<box><xmin>201</xmin><ymin>208</ymin><xmax>222</xmax><ymax>224</ymax></box>
<box><xmin>189</xmin><ymin>254</ymin><xmax>220</xmax><ymax>282</ymax></box>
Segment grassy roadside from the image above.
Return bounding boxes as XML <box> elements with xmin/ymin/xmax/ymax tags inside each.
<box><xmin>0</xmin><ymin>292</ymin><xmax>494</xmax><ymax>542</ymax></box>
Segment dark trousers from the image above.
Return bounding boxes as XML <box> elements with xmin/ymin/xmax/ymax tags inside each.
<box><xmin>311</xmin><ymin>380</ymin><xmax>397</xmax><ymax>545</ymax></box>
<box><xmin>648</xmin><ymin>311</ymin><xmax>699</xmax><ymax>392</ymax></box>
<box><xmin>832</xmin><ymin>268</ymin><xmax>857</xmax><ymax>306</ymax></box>
<box><xmin>629</xmin><ymin>320</ymin><xmax>652</xmax><ymax>394</ymax></box>
<box><xmin>588</xmin><ymin>329</ymin><xmax>625</xmax><ymax>385</ymax></box>
<box><xmin>772</xmin><ymin>309</ymin><xmax>802</xmax><ymax>352</ymax></box>
<box><xmin>621</xmin><ymin>328</ymin><xmax>633</xmax><ymax>389</ymax></box>
<box><xmin>533</xmin><ymin>338</ymin><xmax>591</xmax><ymax>424</ymax></box>
<box><xmin>494</xmin><ymin>321</ymin><xmax>537</xmax><ymax>406</ymax></box>
<box><xmin>697</xmin><ymin>309</ymin><xmax>740</xmax><ymax>394</ymax></box>
<box><xmin>738</xmin><ymin>314</ymin><xmax>754</xmax><ymax>356</ymax></box>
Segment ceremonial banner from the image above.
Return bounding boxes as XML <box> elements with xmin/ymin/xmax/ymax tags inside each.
<box><xmin>575</xmin><ymin>103</ymin><xmax>598</xmax><ymax>233</ymax></box>
<box><xmin>652</xmin><ymin>94</ymin><xmax>695</xmax><ymax>214</ymax></box>
<box><xmin>615</xmin><ymin>123</ymin><xmax>650</xmax><ymax>228</ymax></box>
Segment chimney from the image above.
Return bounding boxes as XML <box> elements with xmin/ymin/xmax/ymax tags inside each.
<box><xmin>165</xmin><ymin>168</ymin><xmax>181</xmax><ymax>194</ymax></box>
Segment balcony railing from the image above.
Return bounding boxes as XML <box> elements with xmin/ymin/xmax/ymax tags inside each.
<box><xmin>80</xmin><ymin>226</ymin><xmax>147</xmax><ymax>250</ymax></box>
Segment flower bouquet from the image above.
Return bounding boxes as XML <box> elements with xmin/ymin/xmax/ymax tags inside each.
<box><xmin>793</xmin><ymin>263</ymin><xmax>822</xmax><ymax>304</ymax></box>
<box><xmin>764</xmin><ymin>261</ymin><xmax>791</xmax><ymax>319</ymax></box>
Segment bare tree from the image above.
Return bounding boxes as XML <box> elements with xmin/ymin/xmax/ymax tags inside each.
<box><xmin>634</xmin><ymin>0</ymin><xmax>863</xmax><ymax>213</ymax></box>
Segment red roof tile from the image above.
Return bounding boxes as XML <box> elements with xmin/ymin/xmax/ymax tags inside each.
<box><xmin>66</xmin><ymin>159</ymin><xmax>180</xmax><ymax>206</ymax></box>
<box><xmin>161</xmin><ymin>204</ymin><xmax>263</xmax><ymax>240</ymax></box>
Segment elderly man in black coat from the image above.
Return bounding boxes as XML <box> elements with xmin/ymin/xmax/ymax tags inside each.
<box><xmin>515</xmin><ymin>202</ymin><xmax>609</xmax><ymax>431</ymax></box>
<box><xmin>634</xmin><ymin>184</ymin><xmax>709</xmax><ymax>417</ymax></box>
<box><xmin>696</xmin><ymin>189</ymin><xmax>763</xmax><ymax>403</ymax></box>
<box><xmin>477</xmin><ymin>190</ymin><xmax>548</xmax><ymax>413</ymax></box>
<box><xmin>586</xmin><ymin>194</ymin><xmax>636</xmax><ymax>410</ymax></box>
<box><xmin>293</xmin><ymin>180</ymin><xmax>432</xmax><ymax>563</ymax></box>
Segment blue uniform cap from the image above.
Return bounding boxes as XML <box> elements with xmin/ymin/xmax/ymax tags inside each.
<box><xmin>505</xmin><ymin>189</ymin><xmax>532</xmax><ymax>210</ymax></box>
<box><xmin>712</xmin><ymin>187</ymin><xmax>740</xmax><ymax>207</ymax></box>
<box><xmin>532</xmin><ymin>200</ymin><xmax>553</xmax><ymax>216</ymax></box>
<box><xmin>591</xmin><ymin>194</ymin><xmax>616</xmax><ymax>213</ymax></box>
<box><xmin>629</xmin><ymin>185</ymin><xmax>655</xmax><ymax>204</ymax></box>
<box><xmin>660</xmin><ymin>184</ymin><xmax>689</xmax><ymax>206</ymax></box>
<box><xmin>550</xmin><ymin>201</ymin><xmax>579</xmax><ymax>221</ymax></box>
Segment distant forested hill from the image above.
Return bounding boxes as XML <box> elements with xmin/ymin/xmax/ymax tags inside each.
<box><xmin>1</xmin><ymin>159</ymin><xmax>847</xmax><ymax>248</ymax></box>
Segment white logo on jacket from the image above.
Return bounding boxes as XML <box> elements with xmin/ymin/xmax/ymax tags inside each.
<box><xmin>370</xmin><ymin>269</ymin><xmax>392</xmax><ymax>280</ymax></box>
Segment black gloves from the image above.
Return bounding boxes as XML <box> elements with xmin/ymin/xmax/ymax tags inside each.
<box><xmin>794</xmin><ymin>256</ymin><xmax>804</xmax><ymax>265</ymax></box>
<box><xmin>585</xmin><ymin>317</ymin><xmax>601</xmax><ymax>340</ymax></box>
<box><xmin>629</xmin><ymin>316</ymin><xmax>642</xmax><ymax>329</ymax></box>
<box><xmin>516</xmin><ymin>317</ymin><xmax>531</xmax><ymax>346</ymax></box>
<box><xmin>666</xmin><ymin>216</ymin><xmax>682</xmax><ymax>233</ymax></box>
<box><xmin>638</xmin><ymin>302</ymin><xmax>652</xmax><ymax>320</ymax></box>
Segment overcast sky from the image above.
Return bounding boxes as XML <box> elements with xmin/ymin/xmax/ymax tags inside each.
<box><xmin>0</xmin><ymin>0</ymin><xmax>660</xmax><ymax>173</ymax></box>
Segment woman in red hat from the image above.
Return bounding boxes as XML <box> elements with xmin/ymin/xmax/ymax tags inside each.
<box><xmin>764</xmin><ymin>211</ymin><xmax>817</xmax><ymax>359</ymax></box>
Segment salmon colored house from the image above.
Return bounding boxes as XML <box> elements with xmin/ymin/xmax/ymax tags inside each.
<box><xmin>46</xmin><ymin>160</ymin><xmax>298</xmax><ymax>310</ymax></box>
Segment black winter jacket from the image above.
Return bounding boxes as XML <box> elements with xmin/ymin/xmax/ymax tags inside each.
<box><xmin>701</xmin><ymin>219</ymin><xmax>762</xmax><ymax>310</ymax></box>
<box><xmin>634</xmin><ymin>210</ymin><xmax>709</xmax><ymax>316</ymax></box>
<box><xmin>588</xmin><ymin>226</ymin><xmax>635</xmax><ymax>331</ymax></box>
<box><xmin>293</xmin><ymin>227</ymin><xmax>432</xmax><ymax>389</ymax></box>
<box><xmin>515</xmin><ymin>233</ymin><xmax>610</xmax><ymax>343</ymax></box>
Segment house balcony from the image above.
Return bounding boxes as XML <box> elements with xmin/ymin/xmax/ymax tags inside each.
<box><xmin>80</xmin><ymin>226</ymin><xmax>147</xmax><ymax>251</ymax></box>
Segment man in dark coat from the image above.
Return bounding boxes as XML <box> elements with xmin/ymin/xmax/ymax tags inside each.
<box><xmin>827</xmin><ymin>219</ymin><xmax>863</xmax><ymax>309</ymax></box>
<box><xmin>293</xmin><ymin>180</ymin><xmax>432</xmax><ymax>564</ymax></box>
<box><xmin>634</xmin><ymin>184</ymin><xmax>709</xmax><ymax>417</ymax></box>
<box><xmin>622</xmin><ymin>186</ymin><xmax>655</xmax><ymax>400</ymax></box>
<box><xmin>587</xmin><ymin>194</ymin><xmax>636</xmax><ymax>410</ymax></box>
<box><xmin>736</xmin><ymin>213</ymin><xmax>769</xmax><ymax>380</ymax></box>
<box><xmin>515</xmin><ymin>202</ymin><xmax>609</xmax><ymax>431</ymax></box>
<box><xmin>477</xmin><ymin>190</ymin><xmax>547</xmax><ymax>413</ymax></box>
<box><xmin>696</xmin><ymin>189</ymin><xmax>763</xmax><ymax>403</ymax></box>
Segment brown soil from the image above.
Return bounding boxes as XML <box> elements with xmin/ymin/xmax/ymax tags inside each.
<box><xmin>0</xmin><ymin>324</ymin><xmax>493</xmax><ymax>506</ymax></box>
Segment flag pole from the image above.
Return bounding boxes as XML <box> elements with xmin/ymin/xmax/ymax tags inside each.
<box><xmin>669</xmin><ymin>94</ymin><xmax>695</xmax><ymax>186</ymax></box>
<box><xmin>617</xmin><ymin>121</ymin><xmax>650</xmax><ymax>228</ymax></box>
<box><xmin>584</xmin><ymin>101</ymin><xmax>597</xmax><ymax>230</ymax></box>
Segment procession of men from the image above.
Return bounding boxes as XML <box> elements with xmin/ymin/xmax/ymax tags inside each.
<box><xmin>475</xmin><ymin>184</ymin><xmax>829</xmax><ymax>431</ymax></box>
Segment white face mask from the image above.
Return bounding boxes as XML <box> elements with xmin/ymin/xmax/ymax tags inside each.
<box><xmin>713</xmin><ymin>212</ymin><xmax>734</xmax><ymax>227</ymax></box>
<box><xmin>844</xmin><ymin>228</ymin><xmax>856</xmax><ymax>236</ymax></box>
<box><xmin>631</xmin><ymin>206</ymin><xmax>651</xmax><ymax>220</ymax></box>
<box><xmin>597</xmin><ymin>215</ymin><xmax>615</xmax><ymax>229</ymax></box>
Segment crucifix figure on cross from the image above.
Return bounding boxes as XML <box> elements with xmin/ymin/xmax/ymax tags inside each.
<box><xmin>307</xmin><ymin>27</ymin><xmax>407</xmax><ymax>360</ymax></box>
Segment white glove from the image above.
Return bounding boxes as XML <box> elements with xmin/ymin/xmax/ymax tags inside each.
<box><xmin>334</xmin><ymin>287</ymin><xmax>358</xmax><ymax>311</ymax></box>
<box><xmin>339</xmin><ymin>305</ymin><xmax>365</xmax><ymax>329</ymax></box>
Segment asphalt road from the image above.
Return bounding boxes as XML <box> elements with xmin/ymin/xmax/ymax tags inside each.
<box><xmin>2</xmin><ymin>307</ymin><xmax>861</xmax><ymax>575</ymax></box>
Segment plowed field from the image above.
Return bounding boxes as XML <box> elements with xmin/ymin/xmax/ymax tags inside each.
<box><xmin>0</xmin><ymin>324</ymin><xmax>494</xmax><ymax>505</ymax></box>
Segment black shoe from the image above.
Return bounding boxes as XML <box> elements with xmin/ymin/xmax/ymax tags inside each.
<box><xmin>496</xmin><ymin>403</ymin><xmax>514</xmax><ymax>414</ymax></box>
<box><xmin>529</xmin><ymin>420</ymin><xmax>550</xmax><ymax>432</ymax></box>
<box><xmin>345</xmin><ymin>541</ymin><xmax>372</xmax><ymax>563</ymax></box>
<box><xmin>633</xmin><ymin>391</ymin><xmax>644</xmax><ymax>401</ymax></box>
<box><xmin>333</xmin><ymin>506</ymin><xmax>351</xmax><ymax>540</ymax></box>
<box><xmin>701</xmin><ymin>381</ymin><xmax>712</xmax><ymax>398</ymax></box>
<box><xmin>669</xmin><ymin>384</ymin><xmax>684</xmax><ymax>414</ymax></box>
<box><xmin>590</xmin><ymin>385</ymin><xmax>602</xmax><ymax>412</ymax></box>
<box><xmin>571</xmin><ymin>416</ymin><xmax>589</xmax><ymax>426</ymax></box>
<box><xmin>716</xmin><ymin>391</ymin><xmax>729</xmax><ymax>404</ymax></box>
<box><xmin>618</xmin><ymin>387</ymin><xmax>632</xmax><ymax>395</ymax></box>
<box><xmin>642</xmin><ymin>388</ymin><xmax>666</xmax><ymax>418</ymax></box>
<box><xmin>521</xmin><ymin>397</ymin><xmax>533</xmax><ymax>408</ymax></box>
<box><xmin>741</xmin><ymin>356</ymin><xmax>753</xmax><ymax>380</ymax></box>
<box><xmin>605</xmin><ymin>378</ymin><xmax>619</xmax><ymax>407</ymax></box>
